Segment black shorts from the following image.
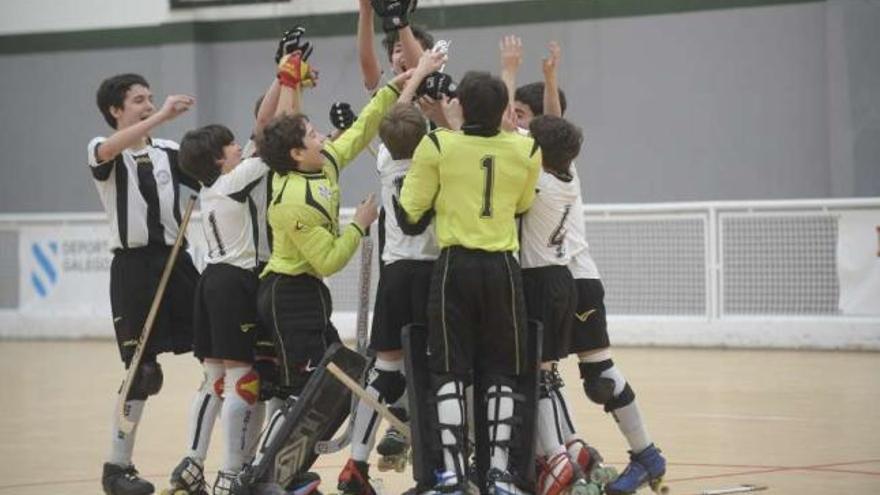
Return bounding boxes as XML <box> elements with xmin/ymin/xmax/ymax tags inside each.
<box><xmin>370</xmin><ymin>259</ymin><xmax>434</xmax><ymax>352</ymax></box>
<box><xmin>427</xmin><ymin>248</ymin><xmax>527</xmax><ymax>377</ymax></box>
<box><xmin>568</xmin><ymin>278</ymin><xmax>610</xmax><ymax>354</ymax></box>
<box><xmin>257</xmin><ymin>272</ymin><xmax>341</xmax><ymax>386</ymax></box>
<box><xmin>253</xmin><ymin>262</ymin><xmax>276</xmax><ymax>360</ymax></box>
<box><xmin>522</xmin><ymin>265</ymin><xmax>576</xmax><ymax>362</ymax></box>
<box><xmin>193</xmin><ymin>263</ymin><xmax>261</xmax><ymax>363</ymax></box>
<box><xmin>110</xmin><ymin>245</ymin><xmax>198</xmax><ymax>364</ymax></box>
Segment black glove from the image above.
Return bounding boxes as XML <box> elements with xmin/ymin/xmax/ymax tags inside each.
<box><xmin>274</xmin><ymin>26</ymin><xmax>314</xmax><ymax>64</ymax></box>
<box><xmin>329</xmin><ymin>102</ymin><xmax>356</xmax><ymax>130</ymax></box>
<box><xmin>371</xmin><ymin>0</ymin><xmax>418</xmax><ymax>32</ymax></box>
<box><xmin>416</xmin><ymin>72</ymin><xmax>458</xmax><ymax>100</ymax></box>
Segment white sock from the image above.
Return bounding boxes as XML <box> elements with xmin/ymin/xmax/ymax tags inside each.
<box><xmin>602</xmin><ymin>366</ymin><xmax>652</xmax><ymax>453</ymax></box>
<box><xmin>351</xmin><ymin>358</ymin><xmax>404</xmax><ymax>461</ymax></box>
<box><xmin>551</xmin><ymin>386</ymin><xmax>579</xmax><ymax>443</ymax></box>
<box><xmin>107</xmin><ymin>397</ymin><xmax>146</xmax><ymax>466</ymax></box>
<box><xmin>537</xmin><ymin>394</ymin><xmax>566</xmax><ymax>457</ymax></box>
<box><xmin>437</xmin><ymin>380</ymin><xmax>466</xmax><ymax>483</ymax></box>
<box><xmin>185</xmin><ymin>361</ymin><xmax>224</xmax><ymax>462</ymax></box>
<box><xmin>487</xmin><ymin>384</ymin><xmax>514</xmax><ymax>471</ymax></box>
<box><xmin>222</xmin><ymin>366</ymin><xmax>260</xmax><ymax>472</ymax></box>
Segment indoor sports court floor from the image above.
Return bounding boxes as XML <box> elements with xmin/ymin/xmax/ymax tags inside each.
<box><xmin>1</xmin><ymin>340</ymin><xmax>878</xmax><ymax>494</ymax></box>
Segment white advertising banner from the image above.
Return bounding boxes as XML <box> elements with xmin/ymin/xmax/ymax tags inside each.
<box><xmin>18</xmin><ymin>223</ymin><xmax>113</xmax><ymax>318</ymax></box>
<box><xmin>837</xmin><ymin>210</ymin><xmax>880</xmax><ymax>315</ymax></box>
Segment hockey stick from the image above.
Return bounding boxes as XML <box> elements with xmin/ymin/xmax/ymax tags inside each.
<box><xmin>314</xmin><ymin>236</ymin><xmax>374</xmax><ymax>454</ymax></box>
<box><xmin>327</xmin><ymin>361</ymin><xmax>410</xmax><ymax>436</ymax></box>
<box><xmin>116</xmin><ymin>195</ymin><xmax>197</xmax><ymax>434</ymax></box>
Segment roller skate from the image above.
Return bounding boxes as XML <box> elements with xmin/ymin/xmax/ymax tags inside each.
<box><xmin>604</xmin><ymin>444</ymin><xmax>667</xmax><ymax>495</ymax></box>
<box><xmin>287</xmin><ymin>471</ymin><xmax>322</xmax><ymax>495</ymax></box>
<box><xmin>536</xmin><ymin>452</ymin><xmax>576</xmax><ymax>495</ymax></box>
<box><xmin>421</xmin><ymin>470</ymin><xmax>467</xmax><ymax>495</ymax></box>
<box><xmin>376</xmin><ymin>424</ymin><xmax>409</xmax><ymax>473</ymax></box>
<box><xmin>566</xmin><ymin>439</ymin><xmax>618</xmax><ymax>487</ymax></box>
<box><xmin>486</xmin><ymin>467</ymin><xmax>529</xmax><ymax>495</ymax></box>
<box><xmin>337</xmin><ymin>459</ymin><xmax>375</xmax><ymax>495</ymax></box>
<box><xmin>162</xmin><ymin>457</ymin><xmax>208</xmax><ymax>495</ymax></box>
<box><xmin>102</xmin><ymin>462</ymin><xmax>155</xmax><ymax>495</ymax></box>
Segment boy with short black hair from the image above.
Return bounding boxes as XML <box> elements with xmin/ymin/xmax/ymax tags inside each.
<box><xmin>513</xmin><ymin>42</ymin><xmax>667</xmax><ymax>495</ymax></box>
<box><xmin>90</xmin><ymin>73</ymin><xmax>198</xmax><ymax>495</ymax></box>
<box><xmin>398</xmin><ymin>69</ymin><xmax>542</xmax><ymax>495</ymax></box>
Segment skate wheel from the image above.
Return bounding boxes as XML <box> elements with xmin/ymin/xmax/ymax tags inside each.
<box><xmin>650</xmin><ymin>477</ymin><xmax>670</xmax><ymax>495</ymax></box>
<box><xmin>590</xmin><ymin>465</ymin><xmax>618</xmax><ymax>485</ymax></box>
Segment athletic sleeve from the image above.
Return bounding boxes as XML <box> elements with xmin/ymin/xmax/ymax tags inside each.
<box><xmin>274</xmin><ymin>204</ymin><xmax>366</xmax><ymax>277</ymax></box>
<box><xmin>399</xmin><ymin>132</ymin><xmax>442</xmax><ymax>224</ymax></box>
<box><xmin>87</xmin><ymin>136</ymin><xmax>115</xmax><ymax>181</ymax></box>
<box><xmin>322</xmin><ymin>83</ymin><xmax>400</xmax><ymax>176</ymax></box>
<box><xmin>516</xmin><ymin>139</ymin><xmax>542</xmax><ymax>214</ymax></box>
<box><xmin>221</xmin><ymin>157</ymin><xmax>270</xmax><ymax>201</ymax></box>
<box><xmin>158</xmin><ymin>140</ymin><xmax>201</xmax><ymax>191</ymax></box>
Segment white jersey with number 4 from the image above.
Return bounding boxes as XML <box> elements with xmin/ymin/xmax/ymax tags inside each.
<box><xmin>520</xmin><ymin>168</ymin><xmax>580</xmax><ymax>269</ymax></box>
<box><xmin>566</xmin><ymin>166</ymin><xmax>600</xmax><ymax>280</ymax></box>
<box><xmin>377</xmin><ymin>144</ymin><xmax>440</xmax><ymax>264</ymax></box>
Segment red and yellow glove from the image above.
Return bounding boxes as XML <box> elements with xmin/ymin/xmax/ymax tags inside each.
<box><xmin>277</xmin><ymin>52</ymin><xmax>317</xmax><ymax>89</ymax></box>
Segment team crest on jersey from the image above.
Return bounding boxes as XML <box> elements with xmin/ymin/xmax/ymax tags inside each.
<box><xmin>317</xmin><ymin>184</ymin><xmax>332</xmax><ymax>200</ymax></box>
<box><xmin>156</xmin><ymin>169</ymin><xmax>171</xmax><ymax>185</ymax></box>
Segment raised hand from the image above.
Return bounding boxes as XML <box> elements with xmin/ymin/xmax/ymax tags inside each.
<box><xmin>159</xmin><ymin>94</ymin><xmax>195</xmax><ymax>121</ymax></box>
<box><xmin>542</xmin><ymin>41</ymin><xmax>561</xmax><ymax>78</ymax></box>
<box><xmin>500</xmin><ymin>35</ymin><xmax>523</xmax><ymax>74</ymax></box>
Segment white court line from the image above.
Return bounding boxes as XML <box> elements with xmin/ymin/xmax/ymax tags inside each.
<box><xmin>680</xmin><ymin>413</ymin><xmax>814</xmax><ymax>422</ymax></box>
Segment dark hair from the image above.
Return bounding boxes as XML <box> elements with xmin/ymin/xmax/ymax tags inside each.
<box><xmin>457</xmin><ymin>71</ymin><xmax>508</xmax><ymax>131</ymax></box>
<box><xmin>528</xmin><ymin>115</ymin><xmax>582</xmax><ymax>175</ymax></box>
<box><xmin>514</xmin><ymin>82</ymin><xmax>567</xmax><ymax>117</ymax></box>
<box><xmin>253</xmin><ymin>94</ymin><xmax>265</xmax><ymax>120</ymax></box>
<box><xmin>256</xmin><ymin>114</ymin><xmax>310</xmax><ymax>174</ymax></box>
<box><xmin>380</xmin><ymin>103</ymin><xmax>426</xmax><ymax>160</ymax></box>
<box><xmin>96</xmin><ymin>73</ymin><xmax>150</xmax><ymax>129</ymax></box>
<box><xmin>179</xmin><ymin>125</ymin><xmax>235</xmax><ymax>186</ymax></box>
<box><xmin>382</xmin><ymin>25</ymin><xmax>435</xmax><ymax>62</ymax></box>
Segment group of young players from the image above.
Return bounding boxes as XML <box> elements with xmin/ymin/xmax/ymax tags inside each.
<box><xmin>90</xmin><ymin>1</ymin><xmax>666</xmax><ymax>495</ymax></box>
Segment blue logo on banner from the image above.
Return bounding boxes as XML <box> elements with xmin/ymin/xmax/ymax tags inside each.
<box><xmin>31</xmin><ymin>241</ymin><xmax>59</xmax><ymax>298</ymax></box>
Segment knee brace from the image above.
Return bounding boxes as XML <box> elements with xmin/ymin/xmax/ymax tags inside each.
<box><xmin>129</xmin><ymin>361</ymin><xmax>164</xmax><ymax>400</ymax></box>
<box><xmin>232</xmin><ymin>369</ymin><xmax>261</xmax><ymax>406</ymax></box>
<box><xmin>369</xmin><ymin>367</ymin><xmax>407</xmax><ymax>405</ymax></box>
<box><xmin>578</xmin><ymin>360</ymin><xmax>635</xmax><ymax>413</ymax></box>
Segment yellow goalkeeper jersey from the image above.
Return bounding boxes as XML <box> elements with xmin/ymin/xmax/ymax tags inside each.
<box><xmin>262</xmin><ymin>83</ymin><xmax>399</xmax><ymax>278</ymax></box>
<box><xmin>399</xmin><ymin>127</ymin><xmax>541</xmax><ymax>252</ymax></box>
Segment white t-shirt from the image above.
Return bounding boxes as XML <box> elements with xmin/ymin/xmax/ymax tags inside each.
<box><xmin>520</xmin><ymin>168</ymin><xmax>579</xmax><ymax>269</ymax></box>
<box><xmin>377</xmin><ymin>144</ymin><xmax>440</xmax><ymax>264</ymax></box>
<box><xmin>566</xmin><ymin>166</ymin><xmax>600</xmax><ymax>280</ymax></box>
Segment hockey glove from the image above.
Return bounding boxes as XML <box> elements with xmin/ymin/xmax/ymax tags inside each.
<box><xmin>277</xmin><ymin>52</ymin><xmax>316</xmax><ymax>89</ymax></box>
<box><xmin>416</xmin><ymin>72</ymin><xmax>458</xmax><ymax>100</ymax></box>
<box><xmin>371</xmin><ymin>0</ymin><xmax>418</xmax><ymax>32</ymax></box>
<box><xmin>329</xmin><ymin>102</ymin><xmax>356</xmax><ymax>130</ymax></box>
<box><xmin>274</xmin><ymin>26</ymin><xmax>314</xmax><ymax>64</ymax></box>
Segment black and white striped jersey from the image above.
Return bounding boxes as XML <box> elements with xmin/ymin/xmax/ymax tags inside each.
<box><xmin>566</xmin><ymin>167</ymin><xmax>600</xmax><ymax>280</ymax></box>
<box><xmin>88</xmin><ymin>136</ymin><xmax>199</xmax><ymax>250</ymax></box>
<box><xmin>198</xmin><ymin>157</ymin><xmax>270</xmax><ymax>270</ymax></box>
<box><xmin>377</xmin><ymin>144</ymin><xmax>440</xmax><ymax>264</ymax></box>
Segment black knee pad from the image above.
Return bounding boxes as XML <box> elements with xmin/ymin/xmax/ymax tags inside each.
<box><xmin>371</xmin><ymin>367</ymin><xmax>407</xmax><ymax>404</ymax></box>
<box><xmin>281</xmin><ymin>364</ymin><xmax>313</xmax><ymax>398</ymax></box>
<box><xmin>129</xmin><ymin>361</ymin><xmax>163</xmax><ymax>400</ymax></box>
<box><xmin>253</xmin><ymin>359</ymin><xmax>280</xmax><ymax>401</ymax></box>
<box><xmin>605</xmin><ymin>383</ymin><xmax>635</xmax><ymax>413</ymax></box>
<box><xmin>579</xmin><ymin>360</ymin><xmax>616</xmax><ymax>406</ymax></box>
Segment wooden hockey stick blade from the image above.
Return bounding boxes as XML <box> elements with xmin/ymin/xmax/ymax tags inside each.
<box><xmin>697</xmin><ymin>485</ymin><xmax>768</xmax><ymax>495</ymax></box>
<box><xmin>116</xmin><ymin>196</ymin><xmax>197</xmax><ymax>434</ymax></box>
<box><xmin>327</xmin><ymin>362</ymin><xmax>410</xmax><ymax>437</ymax></box>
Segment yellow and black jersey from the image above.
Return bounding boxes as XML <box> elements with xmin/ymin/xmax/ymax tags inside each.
<box><xmin>262</xmin><ymin>83</ymin><xmax>399</xmax><ymax>278</ymax></box>
<box><xmin>399</xmin><ymin>127</ymin><xmax>541</xmax><ymax>252</ymax></box>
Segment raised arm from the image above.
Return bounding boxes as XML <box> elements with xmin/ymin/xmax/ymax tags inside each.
<box><xmin>397</xmin><ymin>50</ymin><xmax>447</xmax><ymax>104</ymax></box>
<box><xmin>95</xmin><ymin>95</ymin><xmax>194</xmax><ymax>163</ymax></box>
<box><xmin>542</xmin><ymin>41</ymin><xmax>563</xmax><ymax>118</ymax></box>
<box><xmin>500</xmin><ymin>35</ymin><xmax>523</xmax><ymax>107</ymax></box>
<box><xmin>254</xmin><ymin>80</ymin><xmax>280</xmax><ymax>136</ymax></box>
<box><xmin>399</xmin><ymin>26</ymin><xmax>426</xmax><ymax>72</ymax></box>
<box><xmin>358</xmin><ymin>0</ymin><xmax>383</xmax><ymax>91</ymax></box>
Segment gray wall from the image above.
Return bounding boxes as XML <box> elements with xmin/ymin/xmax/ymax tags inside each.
<box><xmin>0</xmin><ymin>0</ymin><xmax>877</xmax><ymax>213</ymax></box>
